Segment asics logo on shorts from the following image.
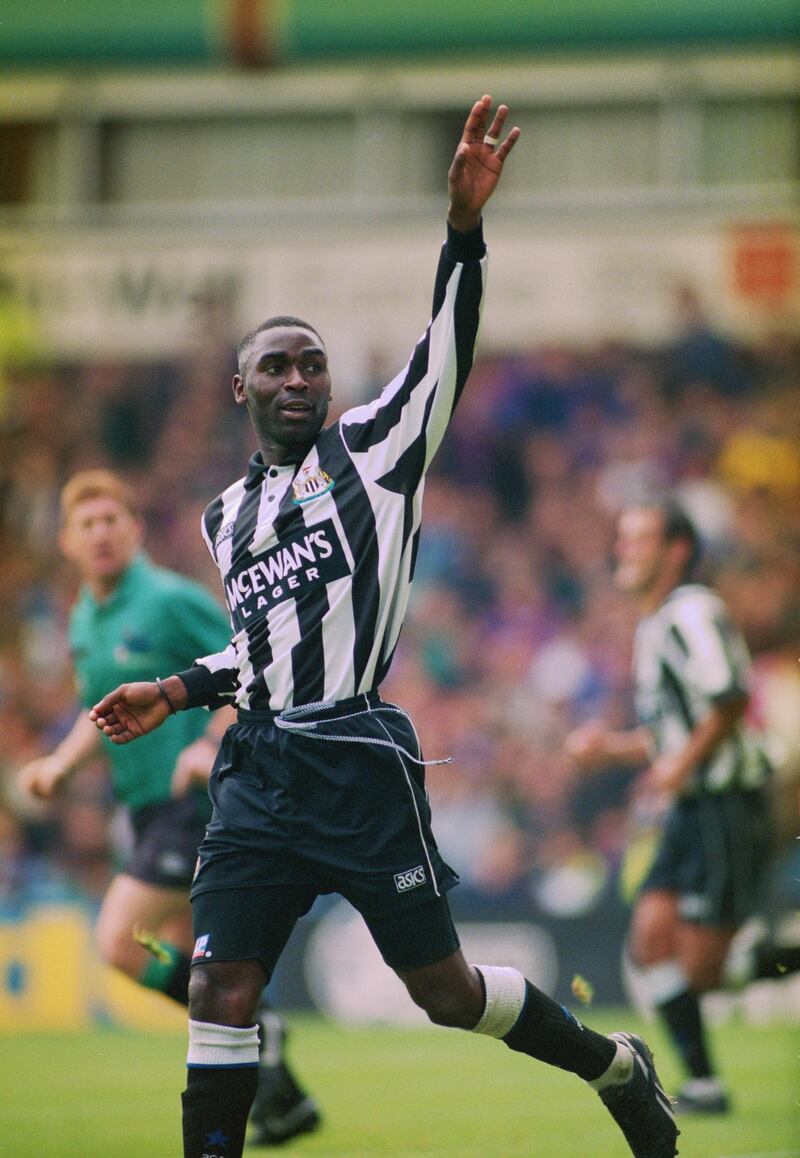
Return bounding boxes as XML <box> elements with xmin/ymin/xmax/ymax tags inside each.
<box><xmin>394</xmin><ymin>865</ymin><xmax>426</xmax><ymax>892</ymax></box>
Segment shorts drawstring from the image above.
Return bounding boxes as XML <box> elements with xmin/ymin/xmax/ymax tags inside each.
<box><xmin>274</xmin><ymin>697</ymin><xmax>453</xmax><ymax>767</ymax></box>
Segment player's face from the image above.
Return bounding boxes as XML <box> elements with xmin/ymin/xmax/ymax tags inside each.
<box><xmin>613</xmin><ymin>508</ymin><xmax>669</xmax><ymax>595</ymax></box>
<box><xmin>60</xmin><ymin>496</ymin><xmax>142</xmax><ymax>584</ymax></box>
<box><xmin>234</xmin><ymin>326</ymin><xmax>331</xmax><ymax>454</ymax></box>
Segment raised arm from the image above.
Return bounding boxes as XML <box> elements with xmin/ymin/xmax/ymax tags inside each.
<box><xmin>339</xmin><ymin>96</ymin><xmax>519</xmax><ymax>482</ymax></box>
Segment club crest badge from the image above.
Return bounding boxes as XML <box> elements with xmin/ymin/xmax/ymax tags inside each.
<box><xmin>292</xmin><ymin>465</ymin><xmax>335</xmax><ymax>505</ymax></box>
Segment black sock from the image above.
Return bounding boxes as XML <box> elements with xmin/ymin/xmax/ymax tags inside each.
<box><xmin>656</xmin><ymin>988</ymin><xmax>714</xmax><ymax>1079</ymax></box>
<box><xmin>182</xmin><ymin>1066</ymin><xmax>259</xmax><ymax>1158</ymax></box>
<box><xmin>754</xmin><ymin>943</ymin><xmax>800</xmax><ymax>980</ymax></box>
<box><xmin>163</xmin><ymin>952</ymin><xmax>192</xmax><ymax>1006</ymax></box>
<box><xmin>502</xmin><ymin>981</ymin><xmax>616</xmax><ymax>1081</ymax></box>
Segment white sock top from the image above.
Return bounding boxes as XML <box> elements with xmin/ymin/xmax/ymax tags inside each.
<box><xmin>587</xmin><ymin>1039</ymin><xmax>634</xmax><ymax>1092</ymax></box>
<box><xmin>187</xmin><ymin>1019</ymin><xmax>260</xmax><ymax>1068</ymax></box>
<box><xmin>471</xmin><ymin>966</ymin><xmax>527</xmax><ymax>1039</ymax></box>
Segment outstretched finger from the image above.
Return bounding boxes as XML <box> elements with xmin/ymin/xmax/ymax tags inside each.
<box><xmin>494</xmin><ymin>125</ymin><xmax>521</xmax><ymax>164</ymax></box>
<box><xmin>90</xmin><ymin>687</ymin><xmax>126</xmax><ymax>720</ymax></box>
<box><xmin>461</xmin><ymin>94</ymin><xmax>492</xmax><ymax>144</ymax></box>
<box><xmin>482</xmin><ymin>104</ymin><xmax>508</xmax><ymax>148</ymax></box>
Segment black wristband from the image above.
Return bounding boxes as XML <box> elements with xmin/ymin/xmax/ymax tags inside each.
<box><xmin>175</xmin><ymin>664</ymin><xmax>219</xmax><ymax>709</ymax></box>
<box><xmin>445</xmin><ymin>220</ymin><xmax>486</xmax><ymax>262</ymax></box>
<box><xmin>156</xmin><ymin>677</ymin><xmax>178</xmax><ymax>715</ymax></box>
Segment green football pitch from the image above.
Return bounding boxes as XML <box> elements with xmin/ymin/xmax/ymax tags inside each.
<box><xmin>2</xmin><ymin>1011</ymin><xmax>798</xmax><ymax>1157</ymax></box>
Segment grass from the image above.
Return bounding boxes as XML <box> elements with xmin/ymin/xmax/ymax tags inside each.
<box><xmin>2</xmin><ymin>1011</ymin><xmax>798</xmax><ymax>1157</ymax></box>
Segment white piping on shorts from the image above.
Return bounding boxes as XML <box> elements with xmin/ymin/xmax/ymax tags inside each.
<box><xmin>274</xmin><ymin>697</ymin><xmax>453</xmax><ymax>768</ymax></box>
<box><xmin>373</xmin><ymin>711</ymin><xmax>441</xmax><ymax>897</ymax></box>
<box><xmin>274</xmin><ymin>696</ymin><xmax>446</xmax><ymax>897</ymax></box>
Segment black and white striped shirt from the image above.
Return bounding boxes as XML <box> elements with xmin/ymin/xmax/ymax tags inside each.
<box><xmin>179</xmin><ymin>224</ymin><xmax>486</xmax><ymax>712</ymax></box>
<box><xmin>633</xmin><ymin>583</ymin><xmax>771</xmax><ymax>792</ymax></box>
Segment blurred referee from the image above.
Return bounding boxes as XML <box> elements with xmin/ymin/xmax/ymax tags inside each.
<box><xmin>92</xmin><ymin>97</ymin><xmax>677</xmax><ymax>1158</ymax></box>
<box><xmin>18</xmin><ymin>469</ymin><xmax>320</xmax><ymax>1147</ymax></box>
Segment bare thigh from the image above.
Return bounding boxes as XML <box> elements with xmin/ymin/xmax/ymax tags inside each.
<box><xmin>629</xmin><ymin>890</ymin><xmax>681</xmax><ymax>965</ymax></box>
<box><xmin>630</xmin><ymin>889</ymin><xmax>736</xmax><ymax>991</ymax></box>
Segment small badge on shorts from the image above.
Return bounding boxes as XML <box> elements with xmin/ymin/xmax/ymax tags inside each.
<box><xmin>192</xmin><ymin>934</ymin><xmax>212</xmax><ymax>960</ymax></box>
<box><xmin>394</xmin><ymin>865</ymin><xmax>427</xmax><ymax>893</ymax></box>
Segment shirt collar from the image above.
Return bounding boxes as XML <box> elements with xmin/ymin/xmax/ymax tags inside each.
<box><xmin>79</xmin><ymin>552</ymin><xmax>149</xmax><ymax>611</ymax></box>
<box><xmin>244</xmin><ymin>451</ymin><xmax>270</xmax><ymax>489</ymax></box>
<box><xmin>244</xmin><ymin>450</ymin><xmax>303</xmax><ymax>489</ymax></box>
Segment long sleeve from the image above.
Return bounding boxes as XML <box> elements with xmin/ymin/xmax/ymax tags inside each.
<box><xmin>338</xmin><ymin>222</ymin><xmax>487</xmax><ymax>491</ymax></box>
<box><xmin>177</xmin><ymin>643</ymin><xmax>239</xmax><ymax>710</ymax></box>
<box><xmin>174</xmin><ymin>521</ymin><xmax>241</xmax><ymax>710</ymax></box>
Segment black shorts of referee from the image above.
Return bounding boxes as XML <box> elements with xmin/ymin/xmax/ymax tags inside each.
<box><xmin>126</xmin><ymin>791</ymin><xmax>212</xmax><ymax>890</ymax></box>
<box><xmin>190</xmin><ymin>692</ymin><xmax>461</xmax><ymax>976</ymax></box>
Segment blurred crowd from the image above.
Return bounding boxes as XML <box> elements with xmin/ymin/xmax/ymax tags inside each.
<box><xmin>1</xmin><ymin>289</ymin><xmax>799</xmax><ymax>925</ymax></box>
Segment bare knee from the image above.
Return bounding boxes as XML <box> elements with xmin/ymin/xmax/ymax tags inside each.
<box><xmin>189</xmin><ymin>961</ymin><xmax>266</xmax><ymax>1027</ymax></box>
<box><xmin>407</xmin><ymin>982</ymin><xmax>476</xmax><ymax>1028</ymax></box>
<box><xmin>679</xmin><ymin>927</ymin><xmax>735</xmax><ymax>993</ymax></box>
<box><xmin>95</xmin><ymin>923</ymin><xmax>139</xmax><ymax>978</ymax></box>
<box><xmin>401</xmin><ymin>959</ymin><xmax>484</xmax><ymax>1029</ymax></box>
<box><xmin>629</xmin><ymin>926</ymin><xmax>674</xmax><ymax>969</ymax></box>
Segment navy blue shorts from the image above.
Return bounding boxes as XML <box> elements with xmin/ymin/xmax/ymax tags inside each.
<box><xmin>190</xmin><ymin>693</ymin><xmax>459</xmax><ymax>975</ymax></box>
<box><xmin>641</xmin><ymin>787</ymin><xmax>773</xmax><ymax>926</ymax></box>
<box><xmin>126</xmin><ymin>793</ymin><xmax>211</xmax><ymax>890</ymax></box>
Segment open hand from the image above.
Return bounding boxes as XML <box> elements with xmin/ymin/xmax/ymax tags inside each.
<box><xmin>448</xmin><ymin>95</ymin><xmax>520</xmax><ymax>232</ymax></box>
<box><xmin>90</xmin><ymin>681</ymin><xmax>171</xmax><ymax>744</ymax></box>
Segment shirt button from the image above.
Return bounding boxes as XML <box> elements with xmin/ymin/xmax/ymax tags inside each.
<box><xmin>268</xmin><ymin>495</ymin><xmax>276</xmax><ymax>501</ymax></box>
<box><xmin>269</xmin><ymin>468</ymin><xmax>278</xmax><ymax>477</ymax></box>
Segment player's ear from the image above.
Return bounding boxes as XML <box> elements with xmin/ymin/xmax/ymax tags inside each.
<box><xmin>232</xmin><ymin>373</ymin><xmax>246</xmax><ymax>405</ymax></box>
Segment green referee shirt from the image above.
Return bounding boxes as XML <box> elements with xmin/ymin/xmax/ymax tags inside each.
<box><xmin>69</xmin><ymin>553</ymin><xmax>231</xmax><ymax>812</ymax></box>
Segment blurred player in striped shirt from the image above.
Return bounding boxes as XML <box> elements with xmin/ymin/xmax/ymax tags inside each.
<box><xmin>567</xmin><ymin>499</ymin><xmax>800</xmax><ymax>1114</ymax></box>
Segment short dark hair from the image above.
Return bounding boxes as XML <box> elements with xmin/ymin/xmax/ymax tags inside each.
<box><xmin>236</xmin><ymin>316</ymin><xmax>324</xmax><ymax>376</ymax></box>
<box><xmin>651</xmin><ymin>498</ymin><xmax>701</xmax><ymax>574</ymax></box>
